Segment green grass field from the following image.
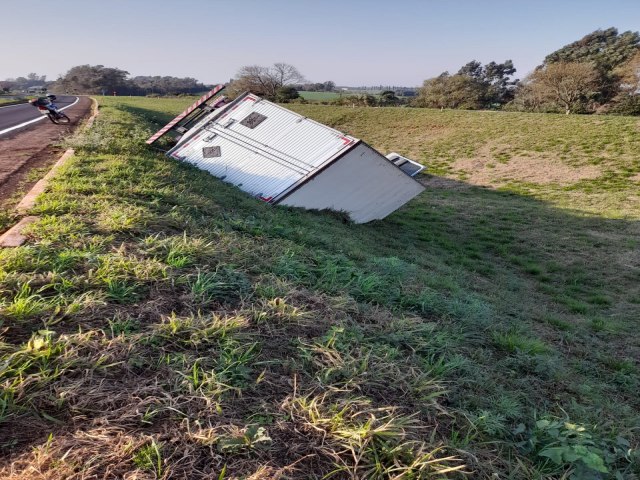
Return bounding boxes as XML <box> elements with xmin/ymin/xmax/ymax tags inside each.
<box><xmin>0</xmin><ymin>98</ymin><xmax>28</xmax><ymax>106</ymax></box>
<box><xmin>0</xmin><ymin>96</ymin><xmax>638</xmax><ymax>479</ymax></box>
<box><xmin>299</xmin><ymin>91</ymin><xmax>342</xmax><ymax>101</ymax></box>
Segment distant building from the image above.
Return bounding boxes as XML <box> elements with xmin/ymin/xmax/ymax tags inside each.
<box><xmin>27</xmin><ymin>85</ymin><xmax>47</xmax><ymax>94</ymax></box>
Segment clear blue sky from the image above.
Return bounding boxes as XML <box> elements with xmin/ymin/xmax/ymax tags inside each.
<box><xmin>2</xmin><ymin>0</ymin><xmax>639</xmax><ymax>86</ymax></box>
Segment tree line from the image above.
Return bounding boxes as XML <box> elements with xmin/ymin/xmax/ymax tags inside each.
<box><xmin>54</xmin><ymin>65</ymin><xmax>211</xmax><ymax>96</ymax></box>
<box><xmin>227</xmin><ymin>65</ymin><xmax>414</xmax><ymax>106</ymax></box>
<box><xmin>2</xmin><ymin>66</ymin><xmax>211</xmax><ymax>96</ymax></box>
<box><xmin>416</xmin><ymin>28</ymin><xmax>640</xmax><ymax>115</ymax></box>
<box><xmin>0</xmin><ymin>73</ymin><xmax>48</xmax><ymax>92</ymax></box>
<box><xmin>231</xmin><ymin>27</ymin><xmax>639</xmax><ymax>115</ymax></box>
<box><xmin>5</xmin><ymin>27</ymin><xmax>637</xmax><ymax>115</ymax></box>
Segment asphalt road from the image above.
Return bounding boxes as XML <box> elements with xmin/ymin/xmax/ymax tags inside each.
<box><xmin>0</xmin><ymin>96</ymin><xmax>77</xmax><ymax>133</ymax></box>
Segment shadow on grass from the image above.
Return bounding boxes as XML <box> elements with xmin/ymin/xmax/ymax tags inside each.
<box><xmin>2</xmin><ymin>145</ymin><xmax>638</xmax><ymax>476</ymax></box>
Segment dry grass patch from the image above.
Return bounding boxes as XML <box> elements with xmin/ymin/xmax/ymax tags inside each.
<box><xmin>453</xmin><ymin>152</ymin><xmax>601</xmax><ymax>186</ymax></box>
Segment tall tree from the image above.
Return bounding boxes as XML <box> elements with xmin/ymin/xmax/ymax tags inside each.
<box><xmin>130</xmin><ymin>75</ymin><xmax>209</xmax><ymax>95</ymax></box>
<box><xmin>5</xmin><ymin>73</ymin><xmax>48</xmax><ymax>90</ymax></box>
<box><xmin>483</xmin><ymin>60</ymin><xmax>518</xmax><ymax>104</ymax></box>
<box><xmin>527</xmin><ymin>62</ymin><xmax>599</xmax><ymax>114</ymax></box>
<box><xmin>457</xmin><ymin>60</ymin><xmax>517</xmax><ymax>105</ymax></box>
<box><xmin>457</xmin><ymin>60</ymin><xmax>484</xmax><ymax>79</ymax></box>
<box><xmin>229</xmin><ymin>63</ymin><xmax>305</xmax><ymax>99</ymax></box>
<box><xmin>610</xmin><ymin>50</ymin><xmax>640</xmax><ymax>114</ymax></box>
<box><xmin>415</xmin><ymin>72</ymin><xmax>486</xmax><ymax>109</ymax></box>
<box><xmin>54</xmin><ymin>65</ymin><xmax>131</xmax><ymax>94</ymax></box>
<box><xmin>322</xmin><ymin>81</ymin><xmax>335</xmax><ymax>92</ymax></box>
<box><xmin>543</xmin><ymin>28</ymin><xmax>640</xmax><ymax>103</ymax></box>
<box><xmin>615</xmin><ymin>50</ymin><xmax>640</xmax><ymax>94</ymax></box>
<box><xmin>379</xmin><ymin>90</ymin><xmax>400</xmax><ymax>106</ymax></box>
<box><xmin>416</xmin><ymin>60</ymin><xmax>517</xmax><ymax>109</ymax></box>
<box><xmin>544</xmin><ymin>28</ymin><xmax>640</xmax><ymax>72</ymax></box>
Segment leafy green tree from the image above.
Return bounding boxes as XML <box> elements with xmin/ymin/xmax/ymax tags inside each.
<box><xmin>275</xmin><ymin>86</ymin><xmax>300</xmax><ymax>102</ymax></box>
<box><xmin>457</xmin><ymin>60</ymin><xmax>484</xmax><ymax>79</ymax></box>
<box><xmin>483</xmin><ymin>60</ymin><xmax>518</xmax><ymax>104</ymax></box>
<box><xmin>415</xmin><ymin>72</ymin><xmax>486</xmax><ymax>109</ymax></box>
<box><xmin>544</xmin><ymin>28</ymin><xmax>639</xmax><ymax>72</ymax></box>
<box><xmin>0</xmin><ymin>81</ymin><xmax>14</xmax><ymax>93</ymax></box>
<box><xmin>5</xmin><ymin>73</ymin><xmax>48</xmax><ymax>90</ymax></box>
<box><xmin>457</xmin><ymin>60</ymin><xmax>518</xmax><ymax>105</ymax></box>
<box><xmin>416</xmin><ymin>60</ymin><xmax>517</xmax><ymax>110</ymax></box>
<box><xmin>322</xmin><ymin>81</ymin><xmax>335</xmax><ymax>92</ymax></box>
<box><xmin>379</xmin><ymin>90</ymin><xmax>399</xmax><ymax>106</ymax></box>
<box><xmin>615</xmin><ymin>50</ymin><xmax>640</xmax><ymax>95</ymax></box>
<box><xmin>543</xmin><ymin>28</ymin><xmax>640</xmax><ymax>103</ymax></box>
<box><xmin>610</xmin><ymin>50</ymin><xmax>640</xmax><ymax>114</ymax></box>
<box><xmin>332</xmin><ymin>94</ymin><xmax>378</xmax><ymax>107</ymax></box>
<box><xmin>54</xmin><ymin>65</ymin><xmax>131</xmax><ymax>94</ymax></box>
<box><xmin>526</xmin><ymin>62</ymin><xmax>599</xmax><ymax>114</ymax></box>
<box><xmin>130</xmin><ymin>76</ymin><xmax>209</xmax><ymax>95</ymax></box>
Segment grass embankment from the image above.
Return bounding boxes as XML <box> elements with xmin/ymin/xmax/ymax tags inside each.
<box><xmin>0</xmin><ymin>97</ymin><xmax>638</xmax><ymax>479</ymax></box>
<box><xmin>0</xmin><ymin>98</ymin><xmax>29</xmax><ymax>107</ymax></box>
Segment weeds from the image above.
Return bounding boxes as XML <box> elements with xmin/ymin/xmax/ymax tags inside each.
<box><xmin>515</xmin><ymin>417</ymin><xmax>638</xmax><ymax>479</ymax></box>
<box><xmin>1</xmin><ymin>97</ymin><xmax>637</xmax><ymax>479</ymax></box>
<box><xmin>216</xmin><ymin>425</ymin><xmax>272</xmax><ymax>453</ymax></box>
<box><xmin>184</xmin><ymin>267</ymin><xmax>251</xmax><ymax>306</ymax></box>
<box><xmin>492</xmin><ymin>330</ymin><xmax>550</xmax><ymax>355</ymax></box>
<box><xmin>287</xmin><ymin>392</ymin><xmax>464</xmax><ymax>478</ymax></box>
<box><xmin>133</xmin><ymin>439</ymin><xmax>163</xmax><ymax>476</ymax></box>
<box><xmin>1</xmin><ymin>283</ymin><xmax>49</xmax><ymax>321</ymax></box>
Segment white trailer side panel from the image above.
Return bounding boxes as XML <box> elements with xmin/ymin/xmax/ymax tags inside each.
<box><xmin>166</xmin><ymin>94</ymin><xmax>358</xmax><ymax>201</ymax></box>
<box><xmin>278</xmin><ymin>143</ymin><xmax>425</xmax><ymax>223</ymax></box>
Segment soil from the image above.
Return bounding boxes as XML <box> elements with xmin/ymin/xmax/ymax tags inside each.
<box><xmin>0</xmin><ymin>97</ymin><xmax>92</xmax><ymax>205</ymax></box>
<box><xmin>451</xmin><ymin>143</ymin><xmax>602</xmax><ymax>186</ymax></box>
<box><xmin>455</xmin><ymin>155</ymin><xmax>601</xmax><ymax>185</ymax></box>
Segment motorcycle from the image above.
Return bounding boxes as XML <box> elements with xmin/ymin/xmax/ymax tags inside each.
<box><xmin>30</xmin><ymin>97</ymin><xmax>70</xmax><ymax>124</ymax></box>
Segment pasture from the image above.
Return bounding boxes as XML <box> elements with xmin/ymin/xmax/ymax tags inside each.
<box><xmin>0</xmin><ymin>96</ymin><xmax>637</xmax><ymax>479</ymax></box>
<box><xmin>298</xmin><ymin>91</ymin><xmax>342</xmax><ymax>101</ymax></box>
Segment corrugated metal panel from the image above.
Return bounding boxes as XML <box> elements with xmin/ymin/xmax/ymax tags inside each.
<box><xmin>167</xmin><ymin>93</ymin><xmax>358</xmax><ymax>201</ymax></box>
<box><xmin>279</xmin><ymin>143</ymin><xmax>425</xmax><ymax>223</ymax></box>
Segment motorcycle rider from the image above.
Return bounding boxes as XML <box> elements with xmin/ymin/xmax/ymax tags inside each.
<box><xmin>29</xmin><ymin>94</ymin><xmax>60</xmax><ymax>115</ymax></box>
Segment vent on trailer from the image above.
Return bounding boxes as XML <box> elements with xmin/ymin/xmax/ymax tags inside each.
<box><xmin>386</xmin><ymin>152</ymin><xmax>425</xmax><ymax>177</ymax></box>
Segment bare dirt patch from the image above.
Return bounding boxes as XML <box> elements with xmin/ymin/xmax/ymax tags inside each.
<box><xmin>0</xmin><ymin>97</ymin><xmax>92</xmax><ymax>205</ymax></box>
<box><xmin>453</xmin><ymin>145</ymin><xmax>601</xmax><ymax>186</ymax></box>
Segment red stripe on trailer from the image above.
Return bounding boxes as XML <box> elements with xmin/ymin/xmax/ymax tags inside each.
<box><xmin>340</xmin><ymin>136</ymin><xmax>352</xmax><ymax>145</ymax></box>
<box><xmin>146</xmin><ymin>84</ymin><xmax>225</xmax><ymax>144</ymax></box>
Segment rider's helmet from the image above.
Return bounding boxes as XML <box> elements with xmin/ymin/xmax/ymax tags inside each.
<box><xmin>46</xmin><ymin>94</ymin><xmax>57</xmax><ymax>101</ymax></box>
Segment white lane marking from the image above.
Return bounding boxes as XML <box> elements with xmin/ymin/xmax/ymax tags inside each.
<box><xmin>0</xmin><ymin>97</ymin><xmax>80</xmax><ymax>137</ymax></box>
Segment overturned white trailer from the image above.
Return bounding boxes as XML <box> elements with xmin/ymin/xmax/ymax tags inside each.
<box><xmin>164</xmin><ymin>92</ymin><xmax>424</xmax><ymax>223</ymax></box>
